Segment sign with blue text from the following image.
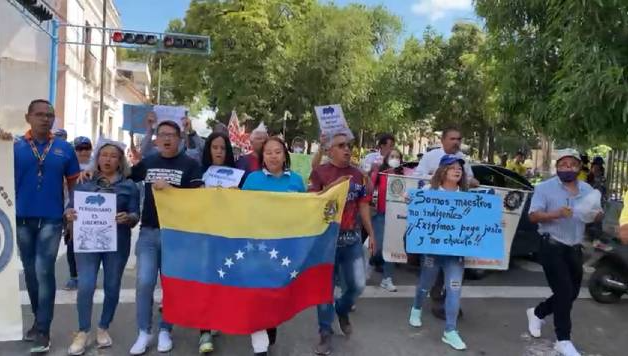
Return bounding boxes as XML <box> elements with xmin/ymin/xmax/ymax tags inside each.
<box><xmin>405</xmin><ymin>189</ymin><xmax>504</xmax><ymax>259</ymax></box>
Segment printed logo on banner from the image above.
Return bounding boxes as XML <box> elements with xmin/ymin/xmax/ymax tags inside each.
<box><xmin>390</xmin><ymin>178</ymin><xmax>405</xmax><ymax>197</ymax></box>
<box><xmin>504</xmin><ymin>191</ymin><xmax>524</xmax><ymax>211</ymax></box>
<box><xmin>0</xmin><ymin>210</ymin><xmax>14</xmax><ymax>273</ymax></box>
<box><xmin>323</xmin><ymin>200</ymin><xmax>338</xmax><ymax>223</ymax></box>
<box><xmin>85</xmin><ymin>194</ymin><xmax>106</xmax><ymax>206</ymax></box>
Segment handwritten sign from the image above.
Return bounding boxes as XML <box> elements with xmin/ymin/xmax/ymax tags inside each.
<box><xmin>203</xmin><ymin>166</ymin><xmax>245</xmax><ymax>188</ymax></box>
<box><xmin>73</xmin><ymin>191</ymin><xmax>117</xmax><ymax>253</ymax></box>
<box><xmin>314</xmin><ymin>104</ymin><xmax>354</xmax><ymax>140</ymax></box>
<box><xmin>289</xmin><ymin>153</ymin><xmax>312</xmax><ymax>186</ymax></box>
<box><xmin>405</xmin><ymin>189</ymin><xmax>504</xmax><ymax>259</ymax></box>
<box><xmin>122</xmin><ymin>104</ymin><xmax>153</xmax><ymax>134</ymax></box>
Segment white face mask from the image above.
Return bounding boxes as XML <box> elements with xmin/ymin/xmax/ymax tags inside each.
<box><xmin>293</xmin><ymin>147</ymin><xmax>304</xmax><ymax>154</ymax></box>
<box><xmin>388</xmin><ymin>158</ymin><xmax>401</xmax><ymax>168</ymax></box>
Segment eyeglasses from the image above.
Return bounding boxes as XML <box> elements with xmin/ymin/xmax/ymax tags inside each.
<box><xmin>157</xmin><ymin>133</ymin><xmax>178</xmax><ymax>139</ymax></box>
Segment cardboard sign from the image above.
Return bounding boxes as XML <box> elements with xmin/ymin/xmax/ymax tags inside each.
<box><xmin>122</xmin><ymin>104</ymin><xmax>153</xmax><ymax>134</ymax></box>
<box><xmin>0</xmin><ymin>141</ymin><xmax>22</xmax><ymax>341</ymax></box>
<box><xmin>383</xmin><ymin>175</ymin><xmax>528</xmax><ymax>270</ymax></box>
<box><xmin>203</xmin><ymin>166</ymin><xmax>246</xmax><ymax>188</ymax></box>
<box><xmin>314</xmin><ymin>104</ymin><xmax>354</xmax><ymax>140</ymax></box>
<box><xmin>405</xmin><ymin>189</ymin><xmax>504</xmax><ymax>259</ymax></box>
<box><xmin>154</xmin><ymin>105</ymin><xmax>186</xmax><ymax>129</ymax></box>
<box><xmin>73</xmin><ymin>192</ymin><xmax>117</xmax><ymax>253</ymax></box>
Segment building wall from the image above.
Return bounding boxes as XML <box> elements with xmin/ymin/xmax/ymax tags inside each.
<box><xmin>0</xmin><ymin>0</ymin><xmax>54</xmax><ymax>133</ymax></box>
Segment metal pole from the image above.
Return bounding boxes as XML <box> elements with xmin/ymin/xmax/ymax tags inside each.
<box><xmin>283</xmin><ymin>111</ymin><xmax>287</xmax><ymax>137</ymax></box>
<box><xmin>157</xmin><ymin>57</ymin><xmax>162</xmax><ymax>104</ymax></box>
<box><xmin>98</xmin><ymin>0</ymin><xmax>107</xmax><ymax>137</ymax></box>
<box><xmin>48</xmin><ymin>19</ymin><xmax>59</xmax><ymax>104</ymax></box>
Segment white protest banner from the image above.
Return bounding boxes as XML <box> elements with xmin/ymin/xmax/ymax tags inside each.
<box><xmin>314</xmin><ymin>104</ymin><xmax>354</xmax><ymax>140</ymax></box>
<box><xmin>383</xmin><ymin>174</ymin><xmax>528</xmax><ymax>270</ymax></box>
<box><xmin>0</xmin><ymin>140</ymin><xmax>23</xmax><ymax>341</ymax></box>
<box><xmin>154</xmin><ymin>105</ymin><xmax>187</xmax><ymax>130</ymax></box>
<box><xmin>203</xmin><ymin>166</ymin><xmax>245</xmax><ymax>188</ymax></box>
<box><xmin>73</xmin><ymin>192</ymin><xmax>117</xmax><ymax>253</ymax></box>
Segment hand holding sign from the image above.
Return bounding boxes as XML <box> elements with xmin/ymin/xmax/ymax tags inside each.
<box><xmin>314</xmin><ymin>104</ymin><xmax>354</xmax><ymax>141</ymax></box>
<box><xmin>405</xmin><ymin>189</ymin><xmax>504</xmax><ymax>259</ymax></box>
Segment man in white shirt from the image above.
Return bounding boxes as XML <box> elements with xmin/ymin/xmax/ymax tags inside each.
<box><xmin>413</xmin><ymin>128</ymin><xmax>479</xmax><ymax>187</ymax></box>
<box><xmin>360</xmin><ymin>133</ymin><xmax>395</xmax><ymax>173</ymax></box>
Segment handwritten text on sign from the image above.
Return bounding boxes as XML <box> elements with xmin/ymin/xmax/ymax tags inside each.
<box><xmin>405</xmin><ymin>189</ymin><xmax>504</xmax><ymax>259</ymax></box>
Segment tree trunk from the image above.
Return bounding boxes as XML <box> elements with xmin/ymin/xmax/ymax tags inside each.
<box><xmin>477</xmin><ymin>130</ymin><xmax>486</xmax><ymax>161</ymax></box>
<box><xmin>487</xmin><ymin>126</ymin><xmax>495</xmax><ymax>164</ymax></box>
<box><xmin>540</xmin><ymin>133</ymin><xmax>553</xmax><ymax>178</ymax></box>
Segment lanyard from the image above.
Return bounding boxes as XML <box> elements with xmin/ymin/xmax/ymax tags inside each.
<box><xmin>27</xmin><ymin>137</ymin><xmax>54</xmax><ymax>190</ymax></box>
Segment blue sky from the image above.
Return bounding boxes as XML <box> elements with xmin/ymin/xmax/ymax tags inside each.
<box><xmin>114</xmin><ymin>0</ymin><xmax>479</xmax><ymax>37</ymax></box>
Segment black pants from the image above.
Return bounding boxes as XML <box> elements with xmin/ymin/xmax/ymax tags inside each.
<box><xmin>534</xmin><ymin>236</ymin><xmax>583</xmax><ymax>341</ymax></box>
<box><xmin>64</xmin><ymin>230</ymin><xmax>77</xmax><ymax>278</ymax></box>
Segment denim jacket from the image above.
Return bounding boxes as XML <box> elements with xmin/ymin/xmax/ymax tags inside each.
<box><xmin>69</xmin><ymin>174</ymin><xmax>140</xmax><ymax>241</ymax></box>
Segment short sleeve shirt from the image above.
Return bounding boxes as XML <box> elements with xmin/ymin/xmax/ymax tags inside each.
<box><xmin>14</xmin><ymin>132</ymin><xmax>80</xmax><ymax>219</ymax></box>
<box><xmin>413</xmin><ymin>148</ymin><xmax>474</xmax><ymax>179</ymax></box>
<box><xmin>242</xmin><ymin>170</ymin><xmax>306</xmax><ymax>193</ymax></box>
<box><xmin>308</xmin><ymin>163</ymin><xmax>371</xmax><ymax>232</ymax></box>
<box><xmin>130</xmin><ymin>152</ymin><xmax>203</xmax><ymax>228</ymax></box>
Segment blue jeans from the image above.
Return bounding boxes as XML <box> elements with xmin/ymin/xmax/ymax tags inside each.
<box><xmin>372</xmin><ymin>213</ymin><xmax>394</xmax><ymax>280</ymax></box>
<box><xmin>16</xmin><ymin>218</ymin><xmax>63</xmax><ymax>334</ymax></box>
<box><xmin>135</xmin><ymin>227</ymin><xmax>172</xmax><ymax>333</ymax></box>
<box><xmin>75</xmin><ymin>229</ymin><xmax>131</xmax><ymax>332</ymax></box>
<box><xmin>317</xmin><ymin>241</ymin><xmax>366</xmax><ymax>334</ymax></box>
<box><xmin>413</xmin><ymin>255</ymin><xmax>464</xmax><ymax>332</ymax></box>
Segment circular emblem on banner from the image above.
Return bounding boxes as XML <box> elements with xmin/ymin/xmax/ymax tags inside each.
<box><xmin>504</xmin><ymin>191</ymin><xmax>524</xmax><ymax>211</ymax></box>
<box><xmin>390</xmin><ymin>178</ymin><xmax>405</xmax><ymax>197</ymax></box>
<box><xmin>0</xmin><ymin>209</ymin><xmax>14</xmax><ymax>273</ymax></box>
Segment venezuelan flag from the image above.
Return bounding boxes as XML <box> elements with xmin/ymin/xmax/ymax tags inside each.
<box><xmin>153</xmin><ymin>181</ymin><xmax>349</xmax><ymax>334</ymax></box>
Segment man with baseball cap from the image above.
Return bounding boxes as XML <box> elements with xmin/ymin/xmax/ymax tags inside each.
<box><xmin>526</xmin><ymin>149</ymin><xmax>603</xmax><ymax>356</ymax></box>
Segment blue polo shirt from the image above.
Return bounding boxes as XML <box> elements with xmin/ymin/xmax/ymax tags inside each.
<box><xmin>242</xmin><ymin>169</ymin><xmax>306</xmax><ymax>193</ymax></box>
<box><xmin>14</xmin><ymin>131</ymin><xmax>80</xmax><ymax>219</ymax></box>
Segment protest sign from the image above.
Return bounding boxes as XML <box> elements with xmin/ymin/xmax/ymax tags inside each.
<box><xmin>314</xmin><ymin>104</ymin><xmax>354</xmax><ymax>140</ymax></box>
<box><xmin>289</xmin><ymin>153</ymin><xmax>313</xmax><ymax>185</ymax></box>
<box><xmin>0</xmin><ymin>141</ymin><xmax>23</xmax><ymax>341</ymax></box>
<box><xmin>122</xmin><ymin>104</ymin><xmax>153</xmax><ymax>134</ymax></box>
<box><xmin>203</xmin><ymin>166</ymin><xmax>246</xmax><ymax>188</ymax></box>
<box><xmin>73</xmin><ymin>191</ymin><xmax>117</xmax><ymax>253</ymax></box>
<box><xmin>405</xmin><ymin>189</ymin><xmax>504</xmax><ymax>259</ymax></box>
<box><xmin>383</xmin><ymin>175</ymin><xmax>527</xmax><ymax>270</ymax></box>
<box><xmin>154</xmin><ymin>105</ymin><xmax>187</xmax><ymax>129</ymax></box>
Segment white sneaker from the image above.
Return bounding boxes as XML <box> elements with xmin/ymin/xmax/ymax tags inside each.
<box><xmin>555</xmin><ymin>340</ymin><xmax>582</xmax><ymax>356</ymax></box>
<box><xmin>157</xmin><ymin>330</ymin><xmax>173</xmax><ymax>353</ymax></box>
<box><xmin>380</xmin><ymin>277</ymin><xmax>397</xmax><ymax>292</ymax></box>
<box><xmin>526</xmin><ymin>308</ymin><xmax>544</xmax><ymax>338</ymax></box>
<box><xmin>129</xmin><ymin>331</ymin><xmax>152</xmax><ymax>355</ymax></box>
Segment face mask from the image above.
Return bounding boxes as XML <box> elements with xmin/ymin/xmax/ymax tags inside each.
<box><xmin>293</xmin><ymin>147</ymin><xmax>304</xmax><ymax>154</ymax></box>
<box><xmin>557</xmin><ymin>171</ymin><xmax>578</xmax><ymax>183</ymax></box>
<box><xmin>388</xmin><ymin>158</ymin><xmax>401</xmax><ymax>168</ymax></box>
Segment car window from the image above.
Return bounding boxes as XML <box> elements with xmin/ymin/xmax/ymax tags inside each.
<box><xmin>472</xmin><ymin>165</ymin><xmax>532</xmax><ymax>191</ymax></box>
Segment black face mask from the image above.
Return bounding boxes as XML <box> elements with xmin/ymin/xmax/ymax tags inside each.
<box><xmin>557</xmin><ymin>171</ymin><xmax>578</xmax><ymax>183</ymax></box>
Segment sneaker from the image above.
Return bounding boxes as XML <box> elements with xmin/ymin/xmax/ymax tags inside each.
<box><xmin>314</xmin><ymin>332</ymin><xmax>332</xmax><ymax>355</ymax></box>
<box><xmin>64</xmin><ymin>278</ymin><xmax>78</xmax><ymax>291</ymax></box>
<box><xmin>555</xmin><ymin>341</ymin><xmax>582</xmax><ymax>356</ymax></box>
<box><xmin>409</xmin><ymin>307</ymin><xmax>422</xmax><ymax>328</ymax></box>
<box><xmin>30</xmin><ymin>333</ymin><xmax>51</xmax><ymax>354</ymax></box>
<box><xmin>199</xmin><ymin>332</ymin><xmax>214</xmax><ymax>353</ymax></box>
<box><xmin>442</xmin><ymin>330</ymin><xmax>467</xmax><ymax>351</ymax></box>
<box><xmin>337</xmin><ymin>314</ymin><xmax>352</xmax><ymax>336</ymax></box>
<box><xmin>96</xmin><ymin>328</ymin><xmax>112</xmax><ymax>348</ymax></box>
<box><xmin>380</xmin><ymin>277</ymin><xmax>397</xmax><ymax>292</ymax></box>
<box><xmin>526</xmin><ymin>308</ymin><xmax>544</xmax><ymax>338</ymax></box>
<box><xmin>129</xmin><ymin>331</ymin><xmax>152</xmax><ymax>355</ymax></box>
<box><xmin>350</xmin><ymin>304</ymin><xmax>357</xmax><ymax>312</ymax></box>
<box><xmin>68</xmin><ymin>331</ymin><xmax>89</xmax><ymax>355</ymax></box>
<box><xmin>23</xmin><ymin>323</ymin><xmax>37</xmax><ymax>342</ymax></box>
<box><xmin>157</xmin><ymin>330</ymin><xmax>173</xmax><ymax>353</ymax></box>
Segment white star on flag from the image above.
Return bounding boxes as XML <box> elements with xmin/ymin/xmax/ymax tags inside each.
<box><xmin>245</xmin><ymin>242</ymin><xmax>255</xmax><ymax>251</ymax></box>
<box><xmin>218</xmin><ymin>269</ymin><xmax>226</xmax><ymax>278</ymax></box>
<box><xmin>290</xmin><ymin>270</ymin><xmax>299</xmax><ymax>279</ymax></box>
<box><xmin>258</xmin><ymin>242</ymin><xmax>268</xmax><ymax>251</ymax></box>
<box><xmin>224</xmin><ymin>258</ymin><xmax>234</xmax><ymax>268</ymax></box>
<box><xmin>269</xmin><ymin>249</ymin><xmax>279</xmax><ymax>259</ymax></box>
<box><xmin>235</xmin><ymin>250</ymin><xmax>245</xmax><ymax>260</ymax></box>
<box><xmin>281</xmin><ymin>257</ymin><xmax>291</xmax><ymax>267</ymax></box>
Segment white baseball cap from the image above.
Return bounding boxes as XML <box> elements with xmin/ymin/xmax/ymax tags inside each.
<box><xmin>554</xmin><ymin>148</ymin><xmax>581</xmax><ymax>163</ymax></box>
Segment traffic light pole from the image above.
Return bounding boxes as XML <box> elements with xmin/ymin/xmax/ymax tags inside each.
<box><xmin>48</xmin><ymin>19</ymin><xmax>59</xmax><ymax>104</ymax></box>
<box><xmin>97</xmin><ymin>0</ymin><xmax>107</xmax><ymax>137</ymax></box>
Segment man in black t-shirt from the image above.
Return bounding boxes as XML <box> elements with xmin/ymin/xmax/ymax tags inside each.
<box><xmin>129</xmin><ymin>121</ymin><xmax>203</xmax><ymax>355</ymax></box>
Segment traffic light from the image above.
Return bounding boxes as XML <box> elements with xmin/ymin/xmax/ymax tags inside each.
<box><xmin>16</xmin><ymin>0</ymin><xmax>53</xmax><ymax>22</ymax></box>
<box><xmin>111</xmin><ymin>31</ymin><xmax>158</xmax><ymax>46</ymax></box>
<box><xmin>163</xmin><ymin>34</ymin><xmax>208</xmax><ymax>51</ymax></box>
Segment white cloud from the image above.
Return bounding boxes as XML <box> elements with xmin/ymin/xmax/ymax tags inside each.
<box><xmin>411</xmin><ymin>0</ymin><xmax>473</xmax><ymax>22</ymax></box>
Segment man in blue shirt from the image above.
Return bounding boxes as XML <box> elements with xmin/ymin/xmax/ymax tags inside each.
<box><xmin>526</xmin><ymin>149</ymin><xmax>603</xmax><ymax>356</ymax></box>
<box><xmin>1</xmin><ymin>99</ymin><xmax>80</xmax><ymax>353</ymax></box>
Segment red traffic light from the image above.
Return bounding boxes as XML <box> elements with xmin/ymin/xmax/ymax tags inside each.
<box><xmin>112</xmin><ymin>31</ymin><xmax>124</xmax><ymax>42</ymax></box>
<box><xmin>112</xmin><ymin>32</ymin><xmax>158</xmax><ymax>46</ymax></box>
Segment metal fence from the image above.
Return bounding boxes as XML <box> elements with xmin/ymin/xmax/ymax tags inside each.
<box><xmin>606</xmin><ymin>150</ymin><xmax>628</xmax><ymax>201</ymax></box>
